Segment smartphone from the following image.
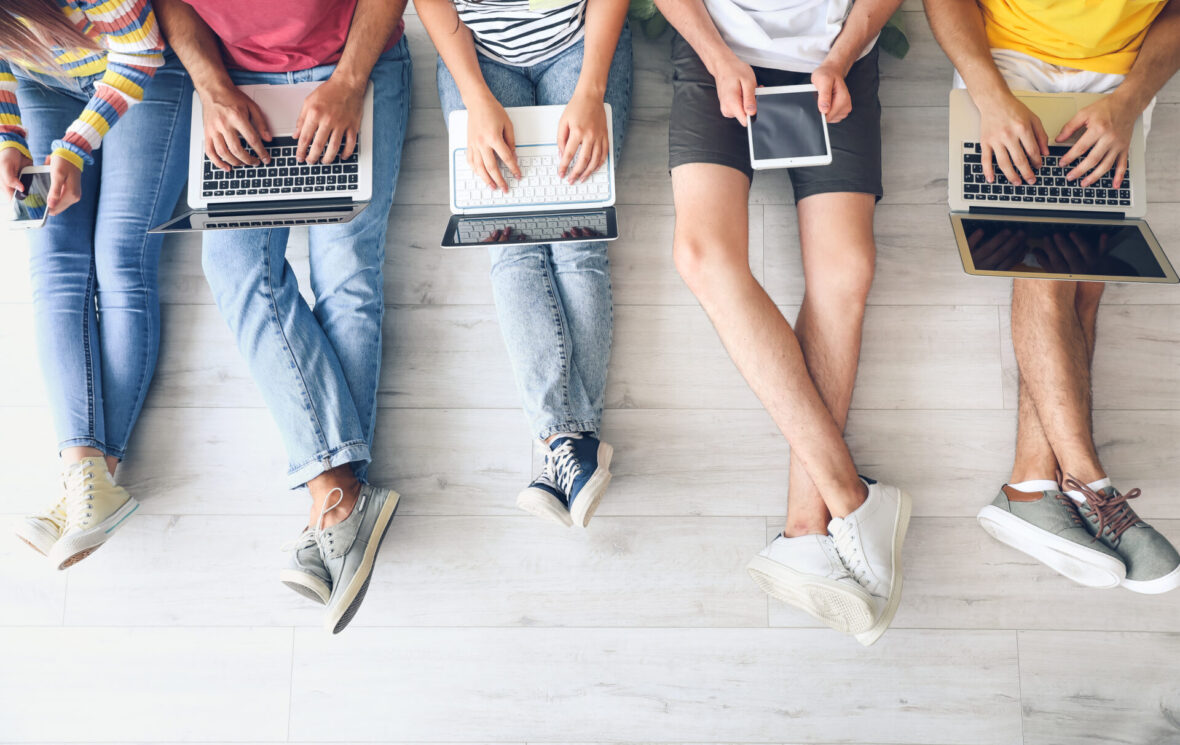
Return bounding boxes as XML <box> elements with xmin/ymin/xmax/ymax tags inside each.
<box><xmin>747</xmin><ymin>84</ymin><xmax>833</xmax><ymax>170</ymax></box>
<box><xmin>3</xmin><ymin>165</ymin><xmax>52</xmax><ymax>230</ymax></box>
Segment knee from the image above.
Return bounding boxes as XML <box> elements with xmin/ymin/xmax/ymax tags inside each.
<box><xmin>673</xmin><ymin>235</ymin><xmax>751</xmax><ymax>298</ymax></box>
<box><xmin>805</xmin><ymin>248</ymin><xmax>875</xmax><ymax>310</ymax></box>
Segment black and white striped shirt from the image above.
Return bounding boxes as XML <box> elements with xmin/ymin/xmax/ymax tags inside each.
<box><xmin>457</xmin><ymin>0</ymin><xmax>587</xmax><ymax>66</ymax></box>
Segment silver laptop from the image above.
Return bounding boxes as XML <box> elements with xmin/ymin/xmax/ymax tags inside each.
<box><xmin>150</xmin><ymin>81</ymin><xmax>374</xmax><ymax>233</ymax></box>
<box><xmin>441</xmin><ymin>104</ymin><xmax>619</xmax><ymax>248</ymax></box>
<box><xmin>948</xmin><ymin>88</ymin><xmax>1176</xmax><ymax>283</ymax></box>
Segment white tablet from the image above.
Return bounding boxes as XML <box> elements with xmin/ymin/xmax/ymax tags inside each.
<box><xmin>2</xmin><ymin>165</ymin><xmax>51</xmax><ymax>230</ymax></box>
<box><xmin>747</xmin><ymin>84</ymin><xmax>833</xmax><ymax>170</ymax></box>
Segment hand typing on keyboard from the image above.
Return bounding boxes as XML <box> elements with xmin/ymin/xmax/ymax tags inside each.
<box><xmin>1054</xmin><ymin>95</ymin><xmax>1138</xmax><ymax>189</ymax></box>
<box><xmin>202</xmin><ymin>136</ymin><xmax>361</xmax><ymax>199</ymax></box>
<box><xmin>293</xmin><ymin>78</ymin><xmax>366</xmax><ymax>165</ymax></box>
<box><xmin>961</xmin><ymin>141</ymin><xmax>1131</xmax><ymax>207</ymax></box>
<box><xmin>200</xmin><ymin>85</ymin><xmax>273</xmax><ymax>171</ymax></box>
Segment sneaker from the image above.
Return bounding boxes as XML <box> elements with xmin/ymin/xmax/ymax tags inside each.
<box><xmin>746</xmin><ymin>533</ymin><xmax>875</xmax><ymax>634</ymax></box>
<box><xmin>516</xmin><ymin>456</ymin><xmax>573</xmax><ymax>527</ymax></box>
<box><xmin>278</xmin><ymin>527</ymin><xmax>332</xmax><ymax>605</ymax></box>
<box><xmin>47</xmin><ymin>457</ymin><xmax>139</xmax><ymax>570</ymax></box>
<box><xmin>548</xmin><ymin>433</ymin><xmax>613</xmax><ymax>528</ymax></box>
<box><xmin>977</xmin><ymin>484</ymin><xmax>1125</xmax><ymax>588</ymax></box>
<box><xmin>320</xmin><ymin>484</ymin><xmax>401</xmax><ymax>634</ymax></box>
<box><xmin>14</xmin><ymin>494</ymin><xmax>68</xmax><ymax>556</ymax></box>
<box><xmin>828</xmin><ymin>477</ymin><xmax>912</xmax><ymax>647</ymax></box>
<box><xmin>1065</xmin><ymin>476</ymin><xmax>1180</xmax><ymax>595</ymax></box>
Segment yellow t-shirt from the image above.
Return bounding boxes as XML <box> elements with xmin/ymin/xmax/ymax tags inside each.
<box><xmin>979</xmin><ymin>0</ymin><xmax>1167</xmax><ymax>75</ymax></box>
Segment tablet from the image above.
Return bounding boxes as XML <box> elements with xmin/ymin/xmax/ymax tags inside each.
<box><xmin>3</xmin><ymin>166</ymin><xmax>51</xmax><ymax>230</ymax></box>
<box><xmin>748</xmin><ymin>85</ymin><xmax>832</xmax><ymax>170</ymax></box>
<box><xmin>950</xmin><ymin>212</ymin><xmax>1178</xmax><ymax>283</ymax></box>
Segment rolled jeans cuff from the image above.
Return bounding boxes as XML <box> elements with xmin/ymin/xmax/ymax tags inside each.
<box><xmin>537</xmin><ymin>420</ymin><xmax>600</xmax><ymax>441</ymax></box>
<box><xmin>287</xmin><ymin>440</ymin><xmax>371</xmax><ymax>490</ymax></box>
<box><xmin>57</xmin><ymin>436</ymin><xmax>122</xmax><ymax>460</ymax></box>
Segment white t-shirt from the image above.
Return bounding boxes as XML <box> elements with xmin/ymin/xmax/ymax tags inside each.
<box><xmin>703</xmin><ymin>0</ymin><xmax>876</xmax><ymax>73</ymax></box>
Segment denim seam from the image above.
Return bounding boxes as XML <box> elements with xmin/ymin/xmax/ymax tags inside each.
<box><xmin>287</xmin><ymin>438</ymin><xmax>369</xmax><ymax>474</ymax></box>
<box><xmin>540</xmin><ymin>252</ymin><xmax>575</xmax><ymax>423</ymax></box>
<box><xmin>82</xmin><ymin>256</ymin><xmax>98</xmax><ymax>445</ymax></box>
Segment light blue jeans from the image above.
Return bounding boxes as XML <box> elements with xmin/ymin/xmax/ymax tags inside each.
<box><xmin>437</xmin><ymin>26</ymin><xmax>633</xmax><ymax>439</ymax></box>
<box><xmin>201</xmin><ymin>39</ymin><xmax>411</xmax><ymax>489</ymax></box>
<box><xmin>15</xmin><ymin>52</ymin><xmax>192</xmax><ymax>459</ymax></box>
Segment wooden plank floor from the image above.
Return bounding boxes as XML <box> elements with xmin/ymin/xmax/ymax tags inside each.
<box><xmin>2</xmin><ymin>12</ymin><xmax>1179</xmax><ymax>744</ymax></box>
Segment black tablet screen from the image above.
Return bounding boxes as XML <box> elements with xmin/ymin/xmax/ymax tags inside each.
<box><xmin>750</xmin><ymin>91</ymin><xmax>827</xmax><ymax>161</ymax></box>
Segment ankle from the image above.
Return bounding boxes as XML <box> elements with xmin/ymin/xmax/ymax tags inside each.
<box><xmin>782</xmin><ymin>522</ymin><xmax>828</xmax><ymax>539</ymax></box>
<box><xmin>308</xmin><ymin>479</ymin><xmax>361</xmax><ymax>530</ymax></box>
<box><xmin>826</xmin><ymin>476</ymin><xmax>869</xmax><ymax>519</ymax></box>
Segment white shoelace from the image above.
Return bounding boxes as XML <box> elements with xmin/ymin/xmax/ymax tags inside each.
<box><xmin>830</xmin><ymin>519</ymin><xmax>868</xmax><ymax>586</ymax></box>
<box><xmin>548</xmin><ymin>441</ymin><xmax>582</xmax><ymax>496</ymax></box>
<box><xmin>62</xmin><ymin>462</ymin><xmax>97</xmax><ymax>532</ymax></box>
<box><xmin>282</xmin><ymin>487</ymin><xmax>344</xmax><ymax>556</ymax></box>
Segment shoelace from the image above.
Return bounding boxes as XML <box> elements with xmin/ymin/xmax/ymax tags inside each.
<box><xmin>830</xmin><ymin>519</ymin><xmax>868</xmax><ymax>586</ymax></box>
<box><xmin>62</xmin><ymin>462</ymin><xmax>98</xmax><ymax>532</ymax></box>
<box><xmin>816</xmin><ymin>536</ymin><xmax>854</xmax><ymax>582</ymax></box>
<box><xmin>35</xmin><ymin>497</ymin><xmax>69</xmax><ymax>531</ymax></box>
<box><xmin>548</xmin><ymin>441</ymin><xmax>583</xmax><ymax>496</ymax></box>
<box><xmin>281</xmin><ymin>488</ymin><xmax>345</xmax><ymax>558</ymax></box>
<box><xmin>1062</xmin><ymin>474</ymin><xmax>1143</xmax><ymax>542</ymax></box>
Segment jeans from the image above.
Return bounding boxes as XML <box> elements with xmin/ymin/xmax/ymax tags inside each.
<box><xmin>437</xmin><ymin>25</ymin><xmax>633</xmax><ymax>440</ymax></box>
<box><xmin>201</xmin><ymin>39</ymin><xmax>411</xmax><ymax>489</ymax></box>
<box><xmin>15</xmin><ymin>52</ymin><xmax>192</xmax><ymax>459</ymax></box>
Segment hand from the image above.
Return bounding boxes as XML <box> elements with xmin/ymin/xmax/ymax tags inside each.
<box><xmin>1036</xmin><ymin>231</ymin><xmax>1111</xmax><ymax>274</ymax></box>
<box><xmin>978</xmin><ymin>92</ymin><xmax>1049</xmax><ymax>185</ymax></box>
<box><xmin>967</xmin><ymin>226</ymin><xmax>1026</xmax><ymax>271</ymax></box>
<box><xmin>561</xmin><ymin>226</ymin><xmax>602</xmax><ymax>239</ymax></box>
<box><xmin>200</xmin><ymin>84</ymin><xmax>272</xmax><ymax>171</ymax></box>
<box><xmin>467</xmin><ymin>95</ymin><xmax>520</xmax><ymax>193</ymax></box>
<box><xmin>1057</xmin><ymin>95</ymin><xmax>1138</xmax><ymax>188</ymax></box>
<box><xmin>811</xmin><ymin>60</ymin><xmax>852</xmax><ymax>123</ymax></box>
<box><xmin>710</xmin><ymin>53</ymin><xmax>758</xmax><ymax>126</ymax></box>
<box><xmin>482</xmin><ymin>226</ymin><xmax>528</xmax><ymax>243</ymax></box>
<box><xmin>295</xmin><ymin>77</ymin><xmax>365</xmax><ymax>164</ymax></box>
<box><xmin>45</xmin><ymin>154</ymin><xmax>82</xmax><ymax>216</ymax></box>
<box><xmin>1</xmin><ymin>147</ymin><xmax>33</xmax><ymax>202</ymax></box>
<box><xmin>558</xmin><ymin>91</ymin><xmax>609</xmax><ymax>183</ymax></box>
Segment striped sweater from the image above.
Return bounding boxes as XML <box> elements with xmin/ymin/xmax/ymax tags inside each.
<box><xmin>0</xmin><ymin>0</ymin><xmax>165</xmax><ymax>171</ymax></box>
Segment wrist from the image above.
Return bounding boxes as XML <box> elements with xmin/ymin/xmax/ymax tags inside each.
<box><xmin>818</xmin><ymin>49</ymin><xmax>854</xmax><ymax>77</ymax></box>
<box><xmin>1108</xmin><ymin>82</ymin><xmax>1152</xmax><ymax>116</ymax></box>
<box><xmin>329</xmin><ymin>67</ymin><xmax>369</xmax><ymax>92</ymax></box>
<box><xmin>195</xmin><ymin>76</ymin><xmax>239</xmax><ymax>103</ymax></box>
<box><xmin>700</xmin><ymin>44</ymin><xmax>740</xmax><ymax>78</ymax></box>
<box><xmin>573</xmin><ymin>78</ymin><xmax>607</xmax><ymax>100</ymax></box>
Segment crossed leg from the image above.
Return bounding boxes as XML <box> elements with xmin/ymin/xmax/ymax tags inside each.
<box><xmin>671</xmin><ymin>163</ymin><xmax>867</xmax><ymax>517</ymax></box>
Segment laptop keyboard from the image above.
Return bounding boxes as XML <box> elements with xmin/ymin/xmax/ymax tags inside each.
<box><xmin>454</xmin><ymin>144</ymin><xmax>611</xmax><ymax>210</ymax></box>
<box><xmin>960</xmin><ymin>142</ymin><xmax>1131</xmax><ymax>207</ymax></box>
<box><xmin>456</xmin><ymin>211</ymin><xmax>609</xmax><ymax>244</ymax></box>
<box><xmin>201</xmin><ymin>136</ymin><xmax>360</xmax><ymax>199</ymax></box>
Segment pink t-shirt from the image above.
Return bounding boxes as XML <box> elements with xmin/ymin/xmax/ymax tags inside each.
<box><xmin>183</xmin><ymin>0</ymin><xmax>404</xmax><ymax>72</ymax></box>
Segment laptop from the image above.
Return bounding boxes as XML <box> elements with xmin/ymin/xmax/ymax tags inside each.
<box><xmin>150</xmin><ymin>80</ymin><xmax>374</xmax><ymax>233</ymax></box>
<box><xmin>948</xmin><ymin>89</ymin><xmax>1176</xmax><ymax>283</ymax></box>
<box><xmin>441</xmin><ymin>104</ymin><xmax>619</xmax><ymax>248</ymax></box>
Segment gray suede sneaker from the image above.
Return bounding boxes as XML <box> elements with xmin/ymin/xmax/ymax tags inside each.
<box><xmin>279</xmin><ymin>528</ymin><xmax>332</xmax><ymax>605</ymax></box>
<box><xmin>1064</xmin><ymin>477</ymin><xmax>1180</xmax><ymax>595</ymax></box>
<box><xmin>320</xmin><ymin>484</ymin><xmax>401</xmax><ymax>634</ymax></box>
<box><xmin>977</xmin><ymin>484</ymin><xmax>1125</xmax><ymax>588</ymax></box>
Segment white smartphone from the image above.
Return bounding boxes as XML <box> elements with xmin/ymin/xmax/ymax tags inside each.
<box><xmin>3</xmin><ymin>165</ymin><xmax>52</xmax><ymax>230</ymax></box>
<box><xmin>748</xmin><ymin>84</ymin><xmax>833</xmax><ymax>170</ymax></box>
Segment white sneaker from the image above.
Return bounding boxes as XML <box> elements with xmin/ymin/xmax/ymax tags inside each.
<box><xmin>828</xmin><ymin>478</ymin><xmax>912</xmax><ymax>647</ymax></box>
<box><xmin>14</xmin><ymin>495</ymin><xmax>68</xmax><ymax>556</ymax></box>
<box><xmin>747</xmin><ymin>533</ymin><xmax>875</xmax><ymax>634</ymax></box>
<box><xmin>47</xmin><ymin>458</ymin><xmax>139</xmax><ymax>570</ymax></box>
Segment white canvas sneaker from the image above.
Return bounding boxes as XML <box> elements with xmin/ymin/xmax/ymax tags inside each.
<box><xmin>747</xmin><ymin>533</ymin><xmax>876</xmax><ymax>634</ymax></box>
<box><xmin>14</xmin><ymin>495</ymin><xmax>68</xmax><ymax>557</ymax></box>
<box><xmin>828</xmin><ymin>478</ymin><xmax>912</xmax><ymax>647</ymax></box>
<box><xmin>47</xmin><ymin>457</ymin><xmax>139</xmax><ymax>570</ymax></box>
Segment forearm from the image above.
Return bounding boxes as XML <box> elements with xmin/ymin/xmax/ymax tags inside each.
<box><xmin>0</xmin><ymin>62</ymin><xmax>30</xmax><ymax>158</ymax></box>
<box><xmin>415</xmin><ymin>0</ymin><xmax>495</xmax><ymax>105</ymax></box>
<box><xmin>925</xmin><ymin>0</ymin><xmax>1011</xmax><ymax>105</ymax></box>
<box><xmin>826</xmin><ymin>0</ymin><xmax>903</xmax><ymax>72</ymax></box>
<box><xmin>1112</xmin><ymin>0</ymin><xmax>1180</xmax><ymax>113</ymax></box>
<box><xmin>653</xmin><ymin>0</ymin><xmax>736</xmax><ymax>74</ymax></box>
<box><xmin>575</xmin><ymin>0</ymin><xmax>628</xmax><ymax>97</ymax></box>
<box><xmin>333</xmin><ymin>0</ymin><xmax>408</xmax><ymax>88</ymax></box>
<box><xmin>153</xmin><ymin>0</ymin><xmax>235</xmax><ymax>97</ymax></box>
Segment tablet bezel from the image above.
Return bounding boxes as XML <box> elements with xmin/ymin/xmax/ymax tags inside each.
<box><xmin>2</xmin><ymin>166</ymin><xmax>52</xmax><ymax>231</ymax></box>
<box><xmin>747</xmin><ymin>84</ymin><xmax>833</xmax><ymax>171</ymax></box>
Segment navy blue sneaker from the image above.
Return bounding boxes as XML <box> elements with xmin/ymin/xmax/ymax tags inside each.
<box><xmin>516</xmin><ymin>464</ymin><xmax>573</xmax><ymax>527</ymax></box>
<box><xmin>548</xmin><ymin>433</ymin><xmax>613</xmax><ymax>528</ymax></box>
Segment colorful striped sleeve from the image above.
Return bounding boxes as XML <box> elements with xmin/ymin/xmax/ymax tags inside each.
<box><xmin>51</xmin><ymin>0</ymin><xmax>165</xmax><ymax>171</ymax></box>
<box><xmin>0</xmin><ymin>59</ymin><xmax>32</xmax><ymax>160</ymax></box>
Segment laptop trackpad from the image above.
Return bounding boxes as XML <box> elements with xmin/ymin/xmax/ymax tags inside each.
<box><xmin>244</xmin><ymin>85</ymin><xmax>312</xmax><ymax>136</ymax></box>
<box><xmin>1017</xmin><ymin>95</ymin><xmax>1079</xmax><ymax>143</ymax></box>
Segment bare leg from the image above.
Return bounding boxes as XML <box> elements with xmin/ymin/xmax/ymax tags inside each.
<box><xmin>671</xmin><ymin>164</ymin><xmax>866</xmax><ymax>516</ymax></box>
<box><xmin>1010</xmin><ymin>278</ymin><xmax>1105</xmax><ymax>483</ymax></box>
<box><xmin>306</xmin><ymin>465</ymin><xmax>361</xmax><ymax>529</ymax></box>
<box><xmin>783</xmin><ymin>193</ymin><xmax>877</xmax><ymax>536</ymax></box>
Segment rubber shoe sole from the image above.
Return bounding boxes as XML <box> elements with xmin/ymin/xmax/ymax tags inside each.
<box><xmin>1122</xmin><ymin>564</ymin><xmax>1180</xmax><ymax>595</ymax></box>
<box><xmin>324</xmin><ymin>491</ymin><xmax>401</xmax><ymax>635</ymax></box>
<box><xmin>855</xmin><ymin>488</ymin><xmax>912</xmax><ymax>648</ymax></box>
<box><xmin>746</xmin><ymin>554</ymin><xmax>875</xmax><ymax>634</ymax></box>
<box><xmin>47</xmin><ymin>498</ymin><xmax>139</xmax><ymax>570</ymax></box>
<box><xmin>14</xmin><ymin>519</ymin><xmax>59</xmax><ymax>557</ymax></box>
<box><xmin>279</xmin><ymin>569</ymin><xmax>331</xmax><ymax>605</ymax></box>
<box><xmin>977</xmin><ymin>504</ymin><xmax>1125</xmax><ymax>588</ymax></box>
<box><xmin>569</xmin><ymin>442</ymin><xmax>613</xmax><ymax>528</ymax></box>
<box><xmin>516</xmin><ymin>487</ymin><xmax>573</xmax><ymax>527</ymax></box>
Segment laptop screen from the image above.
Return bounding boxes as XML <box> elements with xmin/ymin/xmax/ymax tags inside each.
<box><xmin>445</xmin><ymin>210</ymin><xmax>614</xmax><ymax>247</ymax></box>
<box><xmin>954</xmin><ymin>214</ymin><xmax>1174</xmax><ymax>282</ymax></box>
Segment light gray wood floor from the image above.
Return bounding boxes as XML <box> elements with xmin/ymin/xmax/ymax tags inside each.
<box><xmin>2</xmin><ymin>11</ymin><xmax>1179</xmax><ymax>745</ymax></box>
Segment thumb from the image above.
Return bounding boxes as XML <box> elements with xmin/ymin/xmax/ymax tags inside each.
<box><xmin>1056</xmin><ymin>111</ymin><xmax>1084</xmax><ymax>143</ymax></box>
<box><xmin>816</xmin><ymin>76</ymin><xmax>832</xmax><ymax>113</ymax></box>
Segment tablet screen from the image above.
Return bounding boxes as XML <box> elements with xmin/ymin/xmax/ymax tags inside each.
<box><xmin>750</xmin><ymin>90</ymin><xmax>827</xmax><ymax>161</ymax></box>
<box><xmin>960</xmin><ymin>217</ymin><xmax>1169</xmax><ymax>280</ymax></box>
<box><xmin>4</xmin><ymin>171</ymin><xmax>51</xmax><ymax>226</ymax></box>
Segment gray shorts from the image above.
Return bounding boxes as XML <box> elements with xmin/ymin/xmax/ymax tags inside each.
<box><xmin>668</xmin><ymin>34</ymin><xmax>883</xmax><ymax>201</ymax></box>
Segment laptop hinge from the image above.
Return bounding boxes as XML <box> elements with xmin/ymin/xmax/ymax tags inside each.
<box><xmin>205</xmin><ymin>197</ymin><xmax>356</xmax><ymax>215</ymax></box>
<box><xmin>966</xmin><ymin>205</ymin><xmax>1126</xmax><ymax>221</ymax></box>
